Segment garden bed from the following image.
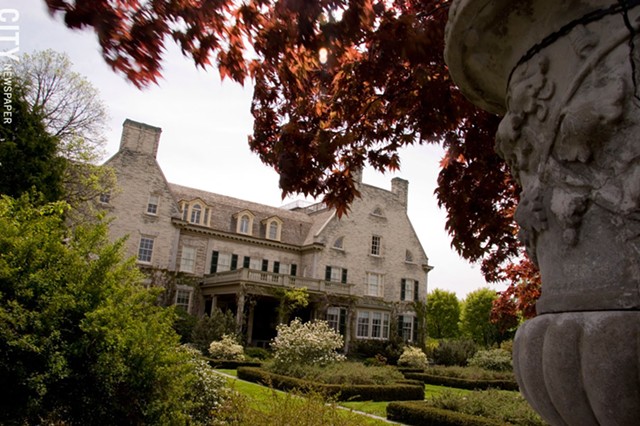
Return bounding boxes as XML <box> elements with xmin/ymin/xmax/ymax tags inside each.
<box><xmin>237</xmin><ymin>366</ymin><xmax>425</xmax><ymax>402</ymax></box>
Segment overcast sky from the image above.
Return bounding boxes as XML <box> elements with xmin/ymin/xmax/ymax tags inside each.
<box><xmin>9</xmin><ymin>0</ymin><xmax>505</xmax><ymax>299</ymax></box>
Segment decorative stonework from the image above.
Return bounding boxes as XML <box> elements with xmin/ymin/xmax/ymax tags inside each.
<box><xmin>445</xmin><ymin>1</ymin><xmax>640</xmax><ymax>424</ymax></box>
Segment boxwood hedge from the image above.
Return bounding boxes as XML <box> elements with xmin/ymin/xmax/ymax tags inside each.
<box><xmin>387</xmin><ymin>401</ymin><xmax>502</xmax><ymax>426</ymax></box>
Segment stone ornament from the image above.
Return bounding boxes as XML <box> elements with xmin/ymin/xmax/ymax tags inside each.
<box><xmin>445</xmin><ymin>1</ymin><xmax>640</xmax><ymax>424</ymax></box>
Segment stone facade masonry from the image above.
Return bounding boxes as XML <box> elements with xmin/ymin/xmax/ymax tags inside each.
<box><xmin>101</xmin><ymin>119</ymin><xmax>433</xmax><ymax>347</ymax></box>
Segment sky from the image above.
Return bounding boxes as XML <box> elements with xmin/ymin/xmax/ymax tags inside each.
<box><xmin>9</xmin><ymin>0</ymin><xmax>505</xmax><ymax>299</ymax></box>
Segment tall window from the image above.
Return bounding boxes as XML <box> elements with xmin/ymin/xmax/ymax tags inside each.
<box><xmin>210</xmin><ymin>251</ymin><xmax>236</xmax><ymax>273</ymax></box>
<box><xmin>268</xmin><ymin>221</ymin><xmax>278</xmax><ymax>239</ymax></box>
<box><xmin>401</xmin><ymin>315</ymin><xmax>414</xmax><ymax>342</ymax></box>
<box><xmin>401</xmin><ymin>279</ymin><xmax>420</xmax><ymax>301</ymax></box>
<box><xmin>366</xmin><ymin>272</ymin><xmax>384</xmax><ymax>297</ymax></box>
<box><xmin>147</xmin><ymin>194</ymin><xmax>159</xmax><ymax>215</ymax></box>
<box><xmin>356</xmin><ymin>311</ymin><xmax>370</xmax><ymax>338</ymax></box>
<box><xmin>175</xmin><ymin>289</ymin><xmax>192</xmax><ymax>311</ymax></box>
<box><xmin>137</xmin><ymin>236</ymin><xmax>154</xmax><ymax>263</ymax></box>
<box><xmin>190</xmin><ymin>204</ymin><xmax>202</xmax><ymax>224</ymax></box>
<box><xmin>371</xmin><ymin>235</ymin><xmax>382</xmax><ymax>256</ymax></box>
<box><xmin>327</xmin><ymin>306</ymin><xmax>346</xmax><ymax>335</ymax></box>
<box><xmin>240</xmin><ymin>215</ymin><xmax>250</xmax><ymax>234</ymax></box>
<box><xmin>179</xmin><ymin>247</ymin><xmax>196</xmax><ymax>273</ymax></box>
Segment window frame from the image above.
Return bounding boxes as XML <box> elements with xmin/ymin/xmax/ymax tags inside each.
<box><xmin>175</xmin><ymin>288</ymin><xmax>192</xmax><ymax>311</ymax></box>
<box><xmin>137</xmin><ymin>236</ymin><xmax>155</xmax><ymax>264</ymax></box>
<box><xmin>146</xmin><ymin>194</ymin><xmax>159</xmax><ymax>215</ymax></box>
<box><xmin>179</xmin><ymin>246</ymin><xmax>197</xmax><ymax>273</ymax></box>
<box><xmin>190</xmin><ymin>203</ymin><xmax>202</xmax><ymax>224</ymax></box>
<box><xmin>370</xmin><ymin>235</ymin><xmax>382</xmax><ymax>256</ymax></box>
<box><xmin>365</xmin><ymin>272</ymin><xmax>384</xmax><ymax>297</ymax></box>
<box><xmin>356</xmin><ymin>310</ymin><xmax>390</xmax><ymax>340</ymax></box>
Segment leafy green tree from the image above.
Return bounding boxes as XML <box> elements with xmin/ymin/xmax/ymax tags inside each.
<box><xmin>0</xmin><ymin>195</ymin><xmax>223</xmax><ymax>425</ymax></box>
<box><xmin>426</xmin><ymin>289</ymin><xmax>461</xmax><ymax>339</ymax></box>
<box><xmin>191</xmin><ymin>307</ymin><xmax>238</xmax><ymax>353</ymax></box>
<box><xmin>0</xmin><ymin>85</ymin><xmax>65</xmax><ymax>202</ymax></box>
<box><xmin>460</xmin><ymin>288</ymin><xmax>505</xmax><ymax>347</ymax></box>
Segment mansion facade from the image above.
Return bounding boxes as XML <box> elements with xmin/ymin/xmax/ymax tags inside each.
<box><xmin>101</xmin><ymin>119</ymin><xmax>433</xmax><ymax>350</ymax></box>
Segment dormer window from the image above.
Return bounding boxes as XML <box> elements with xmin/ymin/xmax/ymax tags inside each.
<box><xmin>263</xmin><ymin>216</ymin><xmax>283</xmax><ymax>241</ymax></box>
<box><xmin>190</xmin><ymin>204</ymin><xmax>202</xmax><ymax>224</ymax></box>
<box><xmin>235</xmin><ymin>210</ymin><xmax>255</xmax><ymax>235</ymax></box>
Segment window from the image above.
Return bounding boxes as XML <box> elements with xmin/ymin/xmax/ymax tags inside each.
<box><xmin>356</xmin><ymin>310</ymin><xmax>390</xmax><ymax>339</ymax></box>
<box><xmin>147</xmin><ymin>194</ymin><xmax>159</xmax><ymax>215</ymax></box>
<box><xmin>405</xmin><ymin>250</ymin><xmax>414</xmax><ymax>263</ymax></box>
<box><xmin>179</xmin><ymin>247</ymin><xmax>196</xmax><ymax>273</ymax></box>
<box><xmin>372</xmin><ymin>207</ymin><xmax>384</xmax><ymax>216</ymax></box>
<box><xmin>175</xmin><ymin>289</ymin><xmax>192</xmax><ymax>311</ymax></box>
<box><xmin>366</xmin><ymin>272</ymin><xmax>384</xmax><ymax>297</ymax></box>
<box><xmin>325</xmin><ymin>266</ymin><xmax>348</xmax><ymax>284</ymax></box>
<box><xmin>190</xmin><ymin>204</ymin><xmax>202</xmax><ymax>224</ymax></box>
<box><xmin>269</xmin><ymin>222</ymin><xmax>278</xmax><ymax>239</ymax></box>
<box><xmin>327</xmin><ymin>306</ymin><xmax>347</xmax><ymax>335</ymax></box>
<box><xmin>399</xmin><ymin>315</ymin><xmax>417</xmax><ymax>342</ymax></box>
<box><xmin>209</xmin><ymin>251</ymin><xmax>236</xmax><ymax>273</ymax></box>
<box><xmin>371</xmin><ymin>235</ymin><xmax>382</xmax><ymax>256</ymax></box>
<box><xmin>333</xmin><ymin>236</ymin><xmax>344</xmax><ymax>249</ymax></box>
<box><xmin>181</xmin><ymin>203</ymin><xmax>188</xmax><ymax>221</ymax></box>
<box><xmin>401</xmin><ymin>279</ymin><xmax>420</xmax><ymax>301</ymax></box>
<box><xmin>249</xmin><ymin>258</ymin><xmax>263</xmax><ymax>270</ymax></box>
<box><xmin>137</xmin><ymin>237</ymin><xmax>154</xmax><ymax>263</ymax></box>
<box><xmin>203</xmin><ymin>208</ymin><xmax>210</xmax><ymax>226</ymax></box>
<box><xmin>273</xmin><ymin>261</ymin><xmax>280</xmax><ymax>274</ymax></box>
<box><xmin>99</xmin><ymin>192</ymin><xmax>110</xmax><ymax>204</ymax></box>
<box><xmin>240</xmin><ymin>215</ymin><xmax>250</xmax><ymax>233</ymax></box>
<box><xmin>357</xmin><ymin>311</ymin><xmax>370</xmax><ymax>338</ymax></box>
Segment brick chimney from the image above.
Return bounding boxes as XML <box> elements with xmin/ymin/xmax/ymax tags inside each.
<box><xmin>119</xmin><ymin>119</ymin><xmax>162</xmax><ymax>158</ymax></box>
<box><xmin>391</xmin><ymin>177</ymin><xmax>409</xmax><ymax>209</ymax></box>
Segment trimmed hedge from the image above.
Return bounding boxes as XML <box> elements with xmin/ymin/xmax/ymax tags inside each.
<box><xmin>237</xmin><ymin>367</ymin><xmax>425</xmax><ymax>401</ymax></box>
<box><xmin>387</xmin><ymin>401</ymin><xmax>502</xmax><ymax>426</ymax></box>
<box><xmin>403</xmin><ymin>372</ymin><xmax>518</xmax><ymax>391</ymax></box>
<box><xmin>207</xmin><ymin>359</ymin><xmax>261</xmax><ymax>369</ymax></box>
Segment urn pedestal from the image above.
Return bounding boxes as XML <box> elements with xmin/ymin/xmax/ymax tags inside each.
<box><xmin>445</xmin><ymin>2</ymin><xmax>640</xmax><ymax>424</ymax></box>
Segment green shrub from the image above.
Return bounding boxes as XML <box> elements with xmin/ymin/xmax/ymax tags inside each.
<box><xmin>245</xmin><ymin>347</ymin><xmax>271</xmax><ymax>360</ymax></box>
<box><xmin>271</xmin><ymin>319</ymin><xmax>345</xmax><ymax>372</ymax></box>
<box><xmin>432</xmin><ymin>339</ymin><xmax>477</xmax><ymax>366</ymax></box>
<box><xmin>238</xmin><ymin>367</ymin><xmax>424</xmax><ymax>401</ymax></box>
<box><xmin>191</xmin><ymin>308</ymin><xmax>237</xmax><ymax>353</ymax></box>
<box><xmin>398</xmin><ymin>346</ymin><xmax>429</xmax><ymax>369</ymax></box>
<box><xmin>387</xmin><ymin>401</ymin><xmax>502</xmax><ymax>426</ymax></box>
<box><xmin>423</xmin><ymin>365</ymin><xmax>514</xmax><ymax>381</ymax></box>
<box><xmin>468</xmin><ymin>349</ymin><xmax>512</xmax><ymax>372</ymax></box>
<box><xmin>209</xmin><ymin>334</ymin><xmax>245</xmax><ymax>360</ymax></box>
<box><xmin>350</xmin><ymin>339</ymin><xmax>404</xmax><ymax>364</ymax></box>
<box><xmin>404</xmin><ymin>372</ymin><xmax>518</xmax><ymax>391</ymax></box>
<box><xmin>264</xmin><ymin>360</ymin><xmax>404</xmax><ymax>385</ymax></box>
<box><xmin>426</xmin><ymin>389</ymin><xmax>545</xmax><ymax>425</ymax></box>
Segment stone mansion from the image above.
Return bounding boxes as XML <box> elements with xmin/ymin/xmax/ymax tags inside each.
<box><xmin>101</xmin><ymin>119</ymin><xmax>433</xmax><ymax>349</ymax></box>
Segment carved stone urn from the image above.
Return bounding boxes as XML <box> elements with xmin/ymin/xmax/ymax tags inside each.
<box><xmin>445</xmin><ymin>1</ymin><xmax>640</xmax><ymax>424</ymax></box>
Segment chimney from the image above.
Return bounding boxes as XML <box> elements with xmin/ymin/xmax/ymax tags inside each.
<box><xmin>391</xmin><ymin>177</ymin><xmax>409</xmax><ymax>209</ymax></box>
<box><xmin>119</xmin><ymin>119</ymin><xmax>162</xmax><ymax>158</ymax></box>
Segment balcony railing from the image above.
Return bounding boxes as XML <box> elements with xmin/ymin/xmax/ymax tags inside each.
<box><xmin>202</xmin><ymin>268</ymin><xmax>353</xmax><ymax>295</ymax></box>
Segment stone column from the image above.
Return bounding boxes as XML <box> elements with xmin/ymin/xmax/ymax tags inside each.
<box><xmin>445</xmin><ymin>2</ymin><xmax>640</xmax><ymax>425</ymax></box>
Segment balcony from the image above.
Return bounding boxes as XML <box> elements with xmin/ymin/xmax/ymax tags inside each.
<box><xmin>201</xmin><ymin>268</ymin><xmax>354</xmax><ymax>296</ymax></box>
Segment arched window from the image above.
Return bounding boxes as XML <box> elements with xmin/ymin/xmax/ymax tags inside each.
<box><xmin>190</xmin><ymin>204</ymin><xmax>201</xmax><ymax>224</ymax></box>
<box><xmin>405</xmin><ymin>250</ymin><xmax>414</xmax><ymax>263</ymax></box>
<box><xmin>240</xmin><ymin>215</ymin><xmax>250</xmax><ymax>234</ymax></box>
<box><xmin>269</xmin><ymin>221</ymin><xmax>279</xmax><ymax>239</ymax></box>
<box><xmin>333</xmin><ymin>236</ymin><xmax>344</xmax><ymax>249</ymax></box>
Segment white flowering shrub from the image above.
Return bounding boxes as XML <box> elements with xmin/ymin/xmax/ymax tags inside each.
<box><xmin>398</xmin><ymin>346</ymin><xmax>429</xmax><ymax>369</ymax></box>
<box><xmin>271</xmin><ymin>319</ymin><xmax>345</xmax><ymax>371</ymax></box>
<box><xmin>180</xmin><ymin>345</ymin><xmax>237</xmax><ymax>425</ymax></box>
<box><xmin>208</xmin><ymin>334</ymin><xmax>245</xmax><ymax>360</ymax></box>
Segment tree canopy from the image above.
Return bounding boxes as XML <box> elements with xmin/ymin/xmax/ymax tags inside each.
<box><xmin>43</xmin><ymin>0</ymin><xmax>539</xmax><ymax>316</ymax></box>
<box><xmin>426</xmin><ymin>288</ymin><xmax>460</xmax><ymax>339</ymax></box>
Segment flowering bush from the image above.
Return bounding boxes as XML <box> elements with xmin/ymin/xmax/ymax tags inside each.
<box><xmin>271</xmin><ymin>319</ymin><xmax>345</xmax><ymax>372</ymax></box>
<box><xmin>398</xmin><ymin>346</ymin><xmax>428</xmax><ymax>369</ymax></box>
<box><xmin>468</xmin><ymin>348</ymin><xmax>512</xmax><ymax>372</ymax></box>
<box><xmin>180</xmin><ymin>345</ymin><xmax>237</xmax><ymax>425</ymax></box>
<box><xmin>208</xmin><ymin>334</ymin><xmax>245</xmax><ymax>361</ymax></box>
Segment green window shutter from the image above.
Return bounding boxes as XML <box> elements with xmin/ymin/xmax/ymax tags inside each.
<box><xmin>412</xmin><ymin>317</ymin><xmax>419</xmax><ymax>342</ymax></box>
<box><xmin>210</xmin><ymin>251</ymin><xmax>219</xmax><ymax>274</ymax></box>
<box><xmin>273</xmin><ymin>261</ymin><xmax>280</xmax><ymax>273</ymax></box>
<box><xmin>231</xmin><ymin>254</ymin><xmax>238</xmax><ymax>270</ymax></box>
<box><xmin>341</xmin><ymin>268</ymin><xmax>348</xmax><ymax>284</ymax></box>
<box><xmin>401</xmin><ymin>279</ymin><xmax>406</xmax><ymax>300</ymax></box>
<box><xmin>290</xmin><ymin>264</ymin><xmax>297</xmax><ymax>276</ymax></box>
<box><xmin>325</xmin><ymin>266</ymin><xmax>332</xmax><ymax>281</ymax></box>
<box><xmin>261</xmin><ymin>259</ymin><xmax>269</xmax><ymax>272</ymax></box>
<box><xmin>243</xmin><ymin>256</ymin><xmax>250</xmax><ymax>268</ymax></box>
<box><xmin>339</xmin><ymin>308</ymin><xmax>347</xmax><ymax>336</ymax></box>
<box><xmin>414</xmin><ymin>281</ymin><xmax>420</xmax><ymax>301</ymax></box>
<box><xmin>397</xmin><ymin>315</ymin><xmax>404</xmax><ymax>339</ymax></box>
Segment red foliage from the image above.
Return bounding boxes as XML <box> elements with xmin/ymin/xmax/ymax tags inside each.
<box><xmin>44</xmin><ymin>0</ymin><xmax>541</xmax><ymax>319</ymax></box>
